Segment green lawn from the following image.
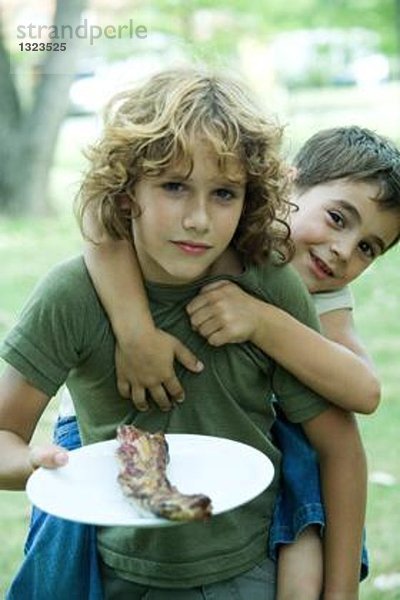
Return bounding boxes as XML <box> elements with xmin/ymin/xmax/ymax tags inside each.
<box><xmin>352</xmin><ymin>252</ymin><xmax>400</xmax><ymax>599</ymax></box>
<box><xmin>0</xmin><ymin>85</ymin><xmax>400</xmax><ymax>598</ymax></box>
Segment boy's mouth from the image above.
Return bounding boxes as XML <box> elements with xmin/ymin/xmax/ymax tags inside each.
<box><xmin>309</xmin><ymin>252</ymin><xmax>334</xmax><ymax>278</ymax></box>
<box><xmin>172</xmin><ymin>240</ymin><xmax>212</xmax><ymax>256</ymax></box>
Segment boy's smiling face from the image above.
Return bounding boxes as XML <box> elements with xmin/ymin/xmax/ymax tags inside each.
<box><xmin>131</xmin><ymin>141</ymin><xmax>246</xmax><ymax>285</ymax></box>
<box><xmin>289</xmin><ymin>178</ymin><xmax>400</xmax><ymax>293</ymax></box>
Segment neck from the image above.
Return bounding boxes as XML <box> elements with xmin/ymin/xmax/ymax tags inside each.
<box><xmin>209</xmin><ymin>247</ymin><xmax>243</xmax><ymax>277</ymax></box>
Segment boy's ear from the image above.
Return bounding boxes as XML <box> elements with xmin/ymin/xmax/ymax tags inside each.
<box><xmin>119</xmin><ymin>194</ymin><xmax>132</xmax><ymax>210</ymax></box>
<box><xmin>287</xmin><ymin>166</ymin><xmax>299</xmax><ymax>183</ymax></box>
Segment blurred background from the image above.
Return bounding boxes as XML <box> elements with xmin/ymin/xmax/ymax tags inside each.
<box><xmin>0</xmin><ymin>1</ymin><xmax>400</xmax><ymax>598</ymax></box>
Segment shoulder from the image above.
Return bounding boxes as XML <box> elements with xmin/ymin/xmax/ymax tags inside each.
<box><xmin>26</xmin><ymin>256</ymin><xmax>101</xmax><ymax>314</ymax></box>
<box><xmin>244</xmin><ymin>260</ymin><xmax>318</xmax><ymax>321</ymax></box>
<box><xmin>313</xmin><ymin>286</ymin><xmax>353</xmax><ymax>316</ymax></box>
<box><xmin>259</xmin><ymin>260</ymin><xmax>308</xmax><ymax>293</ymax></box>
<box><xmin>18</xmin><ymin>255</ymin><xmax>106</xmax><ymax>341</ymax></box>
<box><xmin>0</xmin><ymin>257</ymin><xmax>108</xmax><ymax>396</ymax></box>
<box><xmin>35</xmin><ymin>255</ymin><xmax>94</xmax><ymax>297</ymax></box>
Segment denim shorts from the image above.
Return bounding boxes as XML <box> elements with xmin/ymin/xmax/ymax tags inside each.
<box><xmin>269</xmin><ymin>408</ymin><xmax>369</xmax><ymax>581</ymax></box>
<box><xmin>6</xmin><ymin>417</ymin><xmax>103</xmax><ymax>600</ymax></box>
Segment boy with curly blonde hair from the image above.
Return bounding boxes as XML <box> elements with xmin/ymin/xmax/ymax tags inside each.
<box><xmin>0</xmin><ymin>69</ymin><xmax>366</xmax><ymax>600</ymax></box>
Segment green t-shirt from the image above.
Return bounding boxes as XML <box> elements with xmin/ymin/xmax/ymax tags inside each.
<box><xmin>1</xmin><ymin>255</ymin><xmax>329</xmax><ymax>588</ymax></box>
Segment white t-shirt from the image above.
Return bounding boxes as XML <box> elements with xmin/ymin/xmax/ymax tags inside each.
<box><xmin>313</xmin><ymin>285</ymin><xmax>353</xmax><ymax>317</ymax></box>
<box><xmin>59</xmin><ymin>386</ymin><xmax>75</xmax><ymax>417</ymax></box>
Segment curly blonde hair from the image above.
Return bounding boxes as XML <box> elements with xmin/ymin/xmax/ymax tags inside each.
<box><xmin>76</xmin><ymin>67</ymin><xmax>293</xmax><ymax>264</ymax></box>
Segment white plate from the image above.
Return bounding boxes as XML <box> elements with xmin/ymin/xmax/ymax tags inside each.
<box><xmin>26</xmin><ymin>434</ymin><xmax>274</xmax><ymax>527</ymax></box>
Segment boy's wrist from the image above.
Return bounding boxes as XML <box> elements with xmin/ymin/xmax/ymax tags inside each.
<box><xmin>112</xmin><ymin>315</ymin><xmax>156</xmax><ymax>345</ymax></box>
<box><xmin>250</xmin><ymin>302</ymin><xmax>280</xmax><ymax>349</ymax></box>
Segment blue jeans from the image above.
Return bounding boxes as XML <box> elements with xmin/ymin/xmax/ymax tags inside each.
<box><xmin>269</xmin><ymin>409</ymin><xmax>369</xmax><ymax>581</ymax></box>
<box><xmin>6</xmin><ymin>417</ymin><xmax>103</xmax><ymax>600</ymax></box>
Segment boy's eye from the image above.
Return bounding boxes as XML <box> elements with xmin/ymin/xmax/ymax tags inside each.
<box><xmin>162</xmin><ymin>181</ymin><xmax>185</xmax><ymax>193</ymax></box>
<box><xmin>328</xmin><ymin>210</ymin><xmax>345</xmax><ymax>228</ymax></box>
<box><xmin>214</xmin><ymin>188</ymin><xmax>235</xmax><ymax>202</ymax></box>
<box><xmin>358</xmin><ymin>240</ymin><xmax>376</xmax><ymax>260</ymax></box>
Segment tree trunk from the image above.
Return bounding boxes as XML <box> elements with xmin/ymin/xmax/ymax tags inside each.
<box><xmin>0</xmin><ymin>0</ymin><xmax>87</xmax><ymax>215</ymax></box>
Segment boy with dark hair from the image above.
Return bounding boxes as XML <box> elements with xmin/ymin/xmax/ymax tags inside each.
<box><xmin>185</xmin><ymin>125</ymin><xmax>400</xmax><ymax>597</ymax></box>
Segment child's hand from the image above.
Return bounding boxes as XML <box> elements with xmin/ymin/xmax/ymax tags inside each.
<box><xmin>29</xmin><ymin>444</ymin><xmax>69</xmax><ymax>471</ymax></box>
<box><xmin>186</xmin><ymin>280</ymin><xmax>259</xmax><ymax>346</ymax></box>
<box><xmin>115</xmin><ymin>328</ymin><xmax>204</xmax><ymax>412</ymax></box>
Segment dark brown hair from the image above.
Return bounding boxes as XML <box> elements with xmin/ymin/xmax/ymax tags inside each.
<box><xmin>294</xmin><ymin>125</ymin><xmax>400</xmax><ymax>249</ymax></box>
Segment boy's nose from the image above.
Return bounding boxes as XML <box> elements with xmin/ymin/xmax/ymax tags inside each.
<box><xmin>330</xmin><ymin>236</ymin><xmax>355</xmax><ymax>262</ymax></box>
<box><xmin>182</xmin><ymin>198</ymin><xmax>210</xmax><ymax>233</ymax></box>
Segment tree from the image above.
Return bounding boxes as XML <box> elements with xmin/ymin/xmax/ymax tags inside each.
<box><xmin>0</xmin><ymin>0</ymin><xmax>87</xmax><ymax>215</ymax></box>
<box><xmin>1</xmin><ymin>0</ymin><xmax>397</xmax><ymax>216</ymax></box>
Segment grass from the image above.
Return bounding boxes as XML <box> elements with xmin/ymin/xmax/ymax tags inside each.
<box><xmin>0</xmin><ymin>86</ymin><xmax>400</xmax><ymax>598</ymax></box>
<box><xmin>351</xmin><ymin>252</ymin><xmax>400</xmax><ymax>599</ymax></box>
